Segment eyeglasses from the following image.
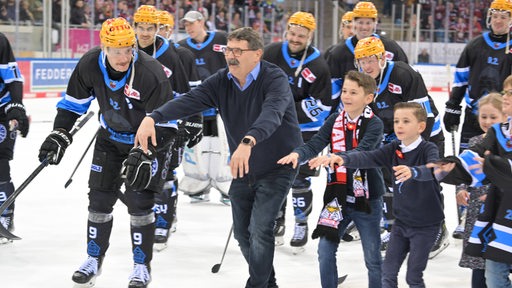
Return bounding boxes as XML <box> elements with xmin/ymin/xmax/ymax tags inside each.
<box><xmin>502</xmin><ymin>90</ymin><xmax>512</xmax><ymax>96</ymax></box>
<box><xmin>223</xmin><ymin>47</ymin><xmax>257</xmax><ymax>56</ymax></box>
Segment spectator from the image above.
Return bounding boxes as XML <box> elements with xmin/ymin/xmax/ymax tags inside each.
<box><xmin>70</xmin><ymin>0</ymin><xmax>89</xmax><ymax>27</ymax></box>
<box><xmin>418</xmin><ymin>48</ymin><xmax>430</xmax><ymax>63</ymax></box>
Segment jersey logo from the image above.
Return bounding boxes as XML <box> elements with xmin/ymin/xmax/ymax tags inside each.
<box><xmin>388</xmin><ymin>83</ymin><xmax>402</xmax><ymax>94</ymax></box>
<box><xmin>124</xmin><ymin>85</ymin><xmax>141</xmax><ymax>100</ymax></box>
<box><xmin>213</xmin><ymin>44</ymin><xmax>226</xmax><ymax>52</ymax></box>
<box><xmin>385</xmin><ymin>51</ymin><xmax>394</xmax><ymax>61</ymax></box>
<box><xmin>301</xmin><ymin>68</ymin><xmax>317</xmax><ymax>83</ymax></box>
<box><xmin>162</xmin><ymin>65</ymin><xmax>173</xmax><ymax>78</ymax></box>
<box><xmin>109</xmin><ymin>80</ymin><xmax>118</xmax><ymax>89</ymax></box>
<box><xmin>0</xmin><ymin>125</ymin><xmax>6</xmax><ymax>143</ymax></box>
<box><xmin>196</xmin><ymin>58</ymin><xmax>206</xmax><ymax>65</ymax></box>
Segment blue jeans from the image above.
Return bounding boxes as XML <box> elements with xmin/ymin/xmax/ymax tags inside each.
<box><xmin>318</xmin><ymin>198</ymin><xmax>383</xmax><ymax>288</ymax></box>
<box><xmin>486</xmin><ymin>259</ymin><xmax>512</xmax><ymax>288</ymax></box>
<box><xmin>230</xmin><ymin>165</ymin><xmax>298</xmax><ymax>288</ymax></box>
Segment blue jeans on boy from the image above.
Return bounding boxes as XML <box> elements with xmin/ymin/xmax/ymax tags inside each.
<box><xmin>382</xmin><ymin>220</ymin><xmax>439</xmax><ymax>288</ymax></box>
<box><xmin>230</xmin><ymin>165</ymin><xmax>298</xmax><ymax>288</ymax></box>
<box><xmin>318</xmin><ymin>198</ymin><xmax>383</xmax><ymax>288</ymax></box>
<box><xmin>485</xmin><ymin>259</ymin><xmax>512</xmax><ymax>288</ymax></box>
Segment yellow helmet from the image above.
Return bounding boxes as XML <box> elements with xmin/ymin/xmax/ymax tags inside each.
<box><xmin>134</xmin><ymin>5</ymin><xmax>158</xmax><ymax>25</ymax></box>
<box><xmin>353</xmin><ymin>1</ymin><xmax>378</xmax><ymax>19</ymax></box>
<box><xmin>354</xmin><ymin>36</ymin><xmax>385</xmax><ymax>59</ymax></box>
<box><xmin>288</xmin><ymin>11</ymin><xmax>316</xmax><ymax>31</ymax></box>
<box><xmin>157</xmin><ymin>10</ymin><xmax>174</xmax><ymax>27</ymax></box>
<box><xmin>490</xmin><ymin>0</ymin><xmax>512</xmax><ymax>14</ymax></box>
<box><xmin>342</xmin><ymin>11</ymin><xmax>355</xmax><ymax>24</ymax></box>
<box><xmin>100</xmin><ymin>17</ymin><xmax>136</xmax><ymax>48</ymax></box>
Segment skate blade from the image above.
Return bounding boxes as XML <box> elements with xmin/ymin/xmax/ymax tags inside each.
<box><xmin>428</xmin><ymin>241</ymin><xmax>449</xmax><ymax>259</ymax></box>
<box><xmin>0</xmin><ymin>237</ymin><xmax>13</xmax><ymax>245</ymax></box>
<box><xmin>170</xmin><ymin>226</ymin><xmax>177</xmax><ymax>233</ymax></box>
<box><xmin>73</xmin><ymin>276</ymin><xmax>97</xmax><ymax>288</ymax></box>
<box><xmin>275</xmin><ymin>236</ymin><xmax>284</xmax><ymax>246</ymax></box>
<box><xmin>154</xmin><ymin>242</ymin><xmax>168</xmax><ymax>252</ymax></box>
<box><xmin>292</xmin><ymin>246</ymin><xmax>305</xmax><ymax>255</ymax></box>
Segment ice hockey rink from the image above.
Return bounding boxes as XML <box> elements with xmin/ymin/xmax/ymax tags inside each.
<box><xmin>1</xmin><ymin>91</ymin><xmax>473</xmax><ymax>288</ymax></box>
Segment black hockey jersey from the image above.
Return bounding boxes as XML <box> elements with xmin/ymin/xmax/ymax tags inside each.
<box><xmin>0</xmin><ymin>32</ymin><xmax>24</xmax><ymax>117</ymax></box>
<box><xmin>263</xmin><ymin>42</ymin><xmax>332</xmax><ymax>135</ymax></box>
<box><xmin>56</xmin><ymin>47</ymin><xmax>172</xmax><ymax>143</ymax></box>
<box><xmin>449</xmin><ymin>32</ymin><xmax>512</xmax><ymax>114</ymax></box>
<box><xmin>327</xmin><ymin>34</ymin><xmax>408</xmax><ymax>112</ymax></box>
<box><xmin>173</xmin><ymin>42</ymin><xmax>201</xmax><ymax>88</ymax></box>
<box><xmin>370</xmin><ymin>61</ymin><xmax>443</xmax><ymax>146</ymax></box>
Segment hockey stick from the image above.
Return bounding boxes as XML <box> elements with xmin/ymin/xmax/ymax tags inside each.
<box><xmin>64</xmin><ymin>128</ymin><xmax>99</xmax><ymax>188</ymax></box>
<box><xmin>211</xmin><ymin>224</ymin><xmax>233</xmax><ymax>273</ymax></box>
<box><xmin>338</xmin><ymin>274</ymin><xmax>348</xmax><ymax>284</ymax></box>
<box><xmin>0</xmin><ymin>111</ymin><xmax>95</xmax><ymax>240</ymax></box>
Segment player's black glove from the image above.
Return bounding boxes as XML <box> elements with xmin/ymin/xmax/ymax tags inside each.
<box><xmin>176</xmin><ymin>119</ymin><xmax>203</xmax><ymax>148</ymax></box>
<box><xmin>122</xmin><ymin>145</ymin><xmax>156</xmax><ymax>191</ymax></box>
<box><xmin>5</xmin><ymin>102</ymin><xmax>29</xmax><ymax>137</ymax></box>
<box><xmin>443</xmin><ymin>101</ymin><xmax>462</xmax><ymax>132</ymax></box>
<box><xmin>38</xmin><ymin>129</ymin><xmax>73</xmax><ymax>165</ymax></box>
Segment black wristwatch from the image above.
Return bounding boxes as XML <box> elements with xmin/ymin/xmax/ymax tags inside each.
<box><xmin>241</xmin><ymin>137</ymin><xmax>255</xmax><ymax>148</ymax></box>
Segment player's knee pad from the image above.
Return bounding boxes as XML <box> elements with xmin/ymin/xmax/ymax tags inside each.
<box><xmin>88</xmin><ymin>189</ymin><xmax>118</xmax><ymax>214</ymax></box>
<box><xmin>88</xmin><ymin>211</ymin><xmax>113</xmax><ymax>223</ymax></box>
<box><xmin>130</xmin><ymin>213</ymin><xmax>154</xmax><ymax>228</ymax></box>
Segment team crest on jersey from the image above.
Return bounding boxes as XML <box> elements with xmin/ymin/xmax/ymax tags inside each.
<box><xmin>388</xmin><ymin>83</ymin><xmax>402</xmax><ymax>94</ymax></box>
<box><xmin>124</xmin><ymin>84</ymin><xmax>141</xmax><ymax>100</ymax></box>
<box><xmin>0</xmin><ymin>124</ymin><xmax>6</xmax><ymax>143</ymax></box>
<box><xmin>162</xmin><ymin>65</ymin><xmax>173</xmax><ymax>78</ymax></box>
<box><xmin>301</xmin><ymin>68</ymin><xmax>317</xmax><ymax>83</ymax></box>
<box><xmin>385</xmin><ymin>51</ymin><xmax>394</xmax><ymax>61</ymax></box>
<box><xmin>109</xmin><ymin>80</ymin><xmax>118</xmax><ymax>88</ymax></box>
<box><xmin>213</xmin><ymin>44</ymin><xmax>225</xmax><ymax>52</ymax></box>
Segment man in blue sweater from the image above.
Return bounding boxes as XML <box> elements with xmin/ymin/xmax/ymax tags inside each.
<box><xmin>133</xmin><ymin>27</ymin><xmax>302</xmax><ymax>288</ymax></box>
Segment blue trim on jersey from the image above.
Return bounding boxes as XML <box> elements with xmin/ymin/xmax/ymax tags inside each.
<box><xmin>100</xmin><ymin>114</ymin><xmax>135</xmax><ymax>144</ymax></box>
<box><xmin>56</xmin><ymin>94</ymin><xmax>94</xmax><ymax>115</ymax></box>
<box><xmin>203</xmin><ymin>108</ymin><xmax>217</xmax><ymax>117</ymax></box>
<box><xmin>186</xmin><ymin>31</ymin><xmax>216</xmax><ymax>50</ymax></box>
<box><xmin>280</xmin><ymin>42</ymin><xmax>321</xmax><ymax>68</ymax></box>
<box><xmin>345</xmin><ymin>37</ymin><xmax>355</xmax><ymax>55</ymax></box>
<box><xmin>0</xmin><ymin>63</ymin><xmax>23</xmax><ymax>83</ymax></box>
<box><xmin>155</xmin><ymin>35</ymin><xmax>170</xmax><ymax>59</ymax></box>
<box><xmin>331</xmin><ymin>78</ymin><xmax>343</xmax><ymax>100</ymax></box>
<box><xmin>492</xmin><ymin>226</ymin><xmax>512</xmax><ymax>247</ymax></box>
<box><xmin>376</xmin><ymin>61</ymin><xmax>395</xmax><ymax>96</ymax></box>
<box><xmin>493</xmin><ymin>123</ymin><xmax>512</xmax><ymax>152</ymax></box>
<box><xmin>453</xmin><ymin>69</ymin><xmax>469</xmax><ymax>87</ymax></box>
<box><xmin>483</xmin><ymin>32</ymin><xmax>512</xmax><ymax>50</ymax></box>
<box><xmin>0</xmin><ymin>92</ymin><xmax>10</xmax><ymax>106</ymax></box>
<box><xmin>299</xmin><ymin>121</ymin><xmax>323</xmax><ymax>131</ymax></box>
<box><xmin>98</xmin><ymin>51</ymin><xmax>138</xmax><ymax>92</ymax></box>
<box><xmin>459</xmin><ymin>150</ymin><xmax>485</xmax><ymax>187</ymax></box>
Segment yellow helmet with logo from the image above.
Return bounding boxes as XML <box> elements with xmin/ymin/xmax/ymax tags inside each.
<box><xmin>342</xmin><ymin>11</ymin><xmax>355</xmax><ymax>23</ymax></box>
<box><xmin>288</xmin><ymin>11</ymin><xmax>316</xmax><ymax>31</ymax></box>
<box><xmin>134</xmin><ymin>5</ymin><xmax>159</xmax><ymax>25</ymax></box>
<box><xmin>490</xmin><ymin>0</ymin><xmax>512</xmax><ymax>14</ymax></box>
<box><xmin>157</xmin><ymin>10</ymin><xmax>174</xmax><ymax>27</ymax></box>
<box><xmin>100</xmin><ymin>17</ymin><xmax>136</xmax><ymax>48</ymax></box>
<box><xmin>354</xmin><ymin>36</ymin><xmax>385</xmax><ymax>59</ymax></box>
<box><xmin>353</xmin><ymin>1</ymin><xmax>378</xmax><ymax>19</ymax></box>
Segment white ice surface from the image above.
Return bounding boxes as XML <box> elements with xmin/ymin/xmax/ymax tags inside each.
<box><xmin>0</xmin><ymin>92</ymin><xmax>472</xmax><ymax>288</ymax></box>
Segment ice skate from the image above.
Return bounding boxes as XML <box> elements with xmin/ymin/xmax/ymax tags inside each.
<box><xmin>273</xmin><ymin>219</ymin><xmax>285</xmax><ymax>246</ymax></box>
<box><xmin>219</xmin><ymin>193</ymin><xmax>230</xmax><ymax>206</ymax></box>
<box><xmin>380</xmin><ymin>230</ymin><xmax>391</xmax><ymax>257</ymax></box>
<box><xmin>154</xmin><ymin>228</ymin><xmax>169</xmax><ymax>252</ymax></box>
<box><xmin>128</xmin><ymin>263</ymin><xmax>151</xmax><ymax>288</ymax></box>
<box><xmin>452</xmin><ymin>224</ymin><xmax>464</xmax><ymax>240</ymax></box>
<box><xmin>170</xmin><ymin>217</ymin><xmax>177</xmax><ymax>233</ymax></box>
<box><xmin>344</xmin><ymin>221</ymin><xmax>360</xmax><ymax>241</ymax></box>
<box><xmin>290</xmin><ymin>223</ymin><xmax>308</xmax><ymax>254</ymax></box>
<box><xmin>429</xmin><ymin>224</ymin><xmax>449</xmax><ymax>259</ymax></box>
<box><xmin>0</xmin><ymin>215</ymin><xmax>14</xmax><ymax>245</ymax></box>
<box><xmin>71</xmin><ymin>256</ymin><xmax>103</xmax><ymax>287</ymax></box>
<box><xmin>189</xmin><ymin>192</ymin><xmax>210</xmax><ymax>203</ymax></box>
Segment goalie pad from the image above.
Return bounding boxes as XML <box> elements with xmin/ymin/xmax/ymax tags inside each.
<box><xmin>210</xmin><ymin>115</ymin><xmax>232</xmax><ymax>195</ymax></box>
<box><xmin>179</xmin><ymin>136</ymin><xmax>211</xmax><ymax>194</ymax></box>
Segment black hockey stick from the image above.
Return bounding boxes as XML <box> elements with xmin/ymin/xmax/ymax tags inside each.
<box><xmin>338</xmin><ymin>274</ymin><xmax>348</xmax><ymax>284</ymax></box>
<box><xmin>0</xmin><ymin>111</ymin><xmax>95</xmax><ymax>240</ymax></box>
<box><xmin>211</xmin><ymin>224</ymin><xmax>233</xmax><ymax>273</ymax></box>
<box><xmin>65</xmin><ymin>128</ymin><xmax>99</xmax><ymax>188</ymax></box>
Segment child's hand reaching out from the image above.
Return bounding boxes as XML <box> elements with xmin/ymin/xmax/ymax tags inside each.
<box><xmin>309</xmin><ymin>153</ymin><xmax>344</xmax><ymax>170</ymax></box>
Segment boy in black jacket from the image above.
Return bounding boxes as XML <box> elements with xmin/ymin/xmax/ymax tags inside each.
<box><xmin>310</xmin><ymin>102</ymin><xmax>443</xmax><ymax>288</ymax></box>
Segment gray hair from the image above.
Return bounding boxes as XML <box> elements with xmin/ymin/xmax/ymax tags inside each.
<box><xmin>227</xmin><ymin>27</ymin><xmax>264</xmax><ymax>50</ymax></box>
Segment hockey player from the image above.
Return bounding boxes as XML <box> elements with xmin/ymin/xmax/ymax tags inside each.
<box><xmin>0</xmin><ymin>32</ymin><xmax>30</xmax><ymax>244</ymax></box>
<box><xmin>324</xmin><ymin>10</ymin><xmax>355</xmax><ymax>59</ymax></box>
<box><xmin>353</xmin><ymin>36</ymin><xmax>448</xmax><ymax>259</ymax></box>
<box><xmin>38</xmin><ymin>17</ymin><xmax>174</xmax><ymax>288</ymax></box>
<box><xmin>263</xmin><ymin>11</ymin><xmax>332</xmax><ymax>252</ymax></box>
<box><xmin>442</xmin><ymin>0</ymin><xmax>512</xmax><ymax>239</ymax></box>
<box><xmin>133</xmin><ymin>5</ymin><xmax>203</xmax><ymax>251</ymax></box>
<box><xmin>177</xmin><ymin>10</ymin><xmax>231</xmax><ymax>204</ymax></box>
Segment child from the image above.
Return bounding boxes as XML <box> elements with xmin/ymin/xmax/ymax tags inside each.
<box><xmin>309</xmin><ymin>102</ymin><xmax>443</xmax><ymax>288</ymax></box>
<box><xmin>278</xmin><ymin>70</ymin><xmax>385</xmax><ymax>288</ymax></box>
<box><xmin>455</xmin><ymin>93</ymin><xmax>505</xmax><ymax>288</ymax></box>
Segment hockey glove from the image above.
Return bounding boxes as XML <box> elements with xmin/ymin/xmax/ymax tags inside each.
<box><xmin>176</xmin><ymin>119</ymin><xmax>203</xmax><ymax>148</ymax></box>
<box><xmin>38</xmin><ymin>129</ymin><xmax>73</xmax><ymax>165</ymax></box>
<box><xmin>443</xmin><ymin>101</ymin><xmax>462</xmax><ymax>132</ymax></box>
<box><xmin>5</xmin><ymin>102</ymin><xmax>29</xmax><ymax>137</ymax></box>
<box><xmin>122</xmin><ymin>145</ymin><xmax>156</xmax><ymax>191</ymax></box>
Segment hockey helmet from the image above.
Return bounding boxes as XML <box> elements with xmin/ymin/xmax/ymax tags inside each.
<box><xmin>353</xmin><ymin>1</ymin><xmax>378</xmax><ymax>19</ymax></box>
<box><xmin>157</xmin><ymin>10</ymin><xmax>174</xmax><ymax>27</ymax></box>
<box><xmin>490</xmin><ymin>0</ymin><xmax>512</xmax><ymax>14</ymax></box>
<box><xmin>342</xmin><ymin>11</ymin><xmax>355</xmax><ymax>24</ymax></box>
<box><xmin>100</xmin><ymin>17</ymin><xmax>136</xmax><ymax>48</ymax></box>
<box><xmin>354</xmin><ymin>36</ymin><xmax>385</xmax><ymax>59</ymax></box>
<box><xmin>288</xmin><ymin>11</ymin><xmax>316</xmax><ymax>31</ymax></box>
<box><xmin>134</xmin><ymin>5</ymin><xmax>159</xmax><ymax>25</ymax></box>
